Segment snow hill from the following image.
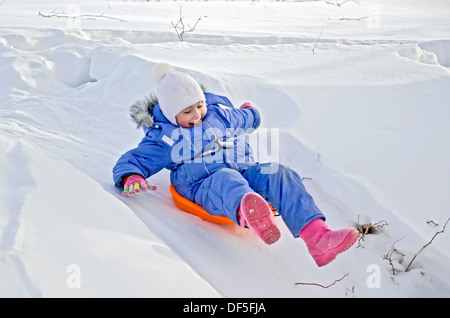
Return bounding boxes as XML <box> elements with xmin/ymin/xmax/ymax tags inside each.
<box><xmin>1</xmin><ymin>0</ymin><xmax>449</xmax><ymax>297</ymax></box>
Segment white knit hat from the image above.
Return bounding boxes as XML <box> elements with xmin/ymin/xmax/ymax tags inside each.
<box><xmin>152</xmin><ymin>63</ymin><xmax>205</xmax><ymax>126</ymax></box>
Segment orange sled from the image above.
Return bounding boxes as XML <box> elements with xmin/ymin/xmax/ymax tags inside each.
<box><xmin>169</xmin><ymin>184</ymin><xmax>277</xmax><ymax>225</ymax></box>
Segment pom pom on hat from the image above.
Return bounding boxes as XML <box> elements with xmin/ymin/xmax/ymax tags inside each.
<box><xmin>152</xmin><ymin>63</ymin><xmax>175</xmax><ymax>84</ymax></box>
<box><xmin>152</xmin><ymin>63</ymin><xmax>205</xmax><ymax>126</ymax></box>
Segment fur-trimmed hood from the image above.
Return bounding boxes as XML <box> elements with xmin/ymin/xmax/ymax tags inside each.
<box><xmin>129</xmin><ymin>85</ymin><xmax>208</xmax><ymax>129</ymax></box>
<box><xmin>129</xmin><ymin>95</ymin><xmax>159</xmax><ymax>129</ymax></box>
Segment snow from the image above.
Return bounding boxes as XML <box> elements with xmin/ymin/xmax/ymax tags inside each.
<box><xmin>1</xmin><ymin>0</ymin><xmax>449</xmax><ymax>298</ymax></box>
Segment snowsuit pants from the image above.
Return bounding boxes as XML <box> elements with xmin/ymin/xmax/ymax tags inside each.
<box><xmin>193</xmin><ymin>163</ymin><xmax>325</xmax><ymax>237</ymax></box>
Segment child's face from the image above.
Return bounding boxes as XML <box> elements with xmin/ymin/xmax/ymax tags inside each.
<box><xmin>175</xmin><ymin>101</ymin><xmax>206</xmax><ymax>128</ymax></box>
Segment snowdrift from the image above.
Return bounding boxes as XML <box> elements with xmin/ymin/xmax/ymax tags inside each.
<box><xmin>1</xmin><ymin>0</ymin><xmax>449</xmax><ymax>297</ymax></box>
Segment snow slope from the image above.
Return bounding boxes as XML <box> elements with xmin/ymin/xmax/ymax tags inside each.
<box><xmin>1</xmin><ymin>0</ymin><xmax>449</xmax><ymax>297</ymax></box>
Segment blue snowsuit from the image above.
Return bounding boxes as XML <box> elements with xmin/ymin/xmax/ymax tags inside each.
<box><xmin>113</xmin><ymin>92</ymin><xmax>325</xmax><ymax>237</ymax></box>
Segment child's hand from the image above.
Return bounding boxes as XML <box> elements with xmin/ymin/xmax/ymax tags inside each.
<box><xmin>240</xmin><ymin>102</ymin><xmax>259</xmax><ymax>112</ymax></box>
<box><xmin>122</xmin><ymin>174</ymin><xmax>157</xmax><ymax>196</ymax></box>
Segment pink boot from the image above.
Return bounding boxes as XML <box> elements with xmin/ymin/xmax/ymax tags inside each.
<box><xmin>239</xmin><ymin>192</ymin><xmax>281</xmax><ymax>245</ymax></box>
<box><xmin>299</xmin><ymin>218</ymin><xmax>359</xmax><ymax>267</ymax></box>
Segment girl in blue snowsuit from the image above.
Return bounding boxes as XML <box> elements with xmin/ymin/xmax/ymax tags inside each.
<box><xmin>113</xmin><ymin>64</ymin><xmax>358</xmax><ymax>267</ymax></box>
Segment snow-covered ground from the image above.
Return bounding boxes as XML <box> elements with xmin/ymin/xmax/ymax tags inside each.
<box><xmin>1</xmin><ymin>0</ymin><xmax>449</xmax><ymax>297</ymax></box>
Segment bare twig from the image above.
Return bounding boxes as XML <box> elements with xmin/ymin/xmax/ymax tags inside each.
<box><xmin>382</xmin><ymin>238</ymin><xmax>405</xmax><ymax>275</ymax></box>
<box><xmin>295</xmin><ymin>273</ymin><xmax>349</xmax><ymax>288</ymax></box>
<box><xmin>326</xmin><ymin>0</ymin><xmax>359</xmax><ymax>6</ymax></box>
<box><xmin>38</xmin><ymin>11</ymin><xmax>127</xmax><ymax>22</ymax></box>
<box><xmin>405</xmin><ymin>217</ymin><xmax>449</xmax><ymax>272</ymax></box>
<box><xmin>312</xmin><ymin>30</ymin><xmax>323</xmax><ymax>55</ymax></box>
<box><xmin>171</xmin><ymin>6</ymin><xmax>203</xmax><ymax>42</ymax></box>
<box><xmin>356</xmin><ymin>215</ymin><xmax>388</xmax><ymax>248</ymax></box>
<box><xmin>337</xmin><ymin>16</ymin><xmax>376</xmax><ymax>21</ymax></box>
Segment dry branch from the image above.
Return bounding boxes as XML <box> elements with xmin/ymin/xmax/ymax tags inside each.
<box><xmin>326</xmin><ymin>0</ymin><xmax>360</xmax><ymax>6</ymax></box>
<box><xmin>356</xmin><ymin>215</ymin><xmax>388</xmax><ymax>248</ymax></box>
<box><xmin>171</xmin><ymin>6</ymin><xmax>203</xmax><ymax>42</ymax></box>
<box><xmin>38</xmin><ymin>10</ymin><xmax>127</xmax><ymax>22</ymax></box>
<box><xmin>312</xmin><ymin>30</ymin><xmax>323</xmax><ymax>55</ymax></box>
<box><xmin>295</xmin><ymin>273</ymin><xmax>349</xmax><ymax>288</ymax></box>
<box><xmin>382</xmin><ymin>238</ymin><xmax>405</xmax><ymax>275</ymax></box>
<box><xmin>337</xmin><ymin>16</ymin><xmax>376</xmax><ymax>21</ymax></box>
<box><xmin>405</xmin><ymin>217</ymin><xmax>449</xmax><ymax>272</ymax></box>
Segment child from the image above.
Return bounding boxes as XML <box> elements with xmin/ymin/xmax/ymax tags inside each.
<box><xmin>113</xmin><ymin>63</ymin><xmax>358</xmax><ymax>267</ymax></box>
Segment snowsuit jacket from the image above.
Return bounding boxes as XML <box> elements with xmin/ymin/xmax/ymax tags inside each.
<box><xmin>113</xmin><ymin>93</ymin><xmax>259</xmax><ymax>202</ymax></box>
<box><xmin>113</xmin><ymin>92</ymin><xmax>325</xmax><ymax>235</ymax></box>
